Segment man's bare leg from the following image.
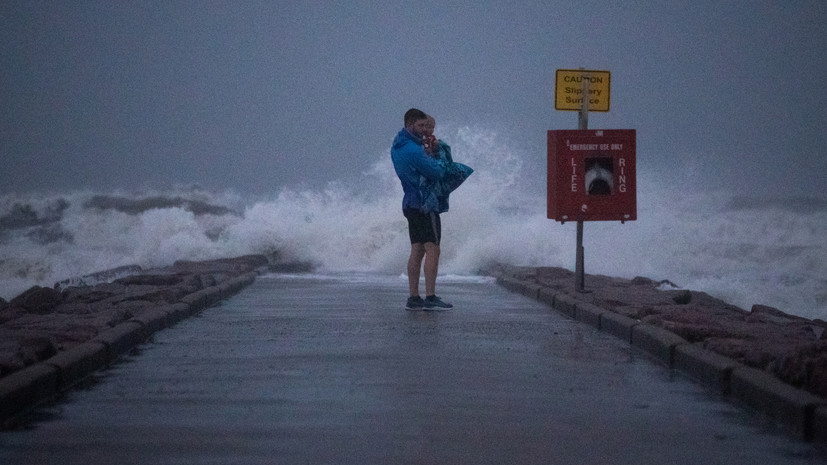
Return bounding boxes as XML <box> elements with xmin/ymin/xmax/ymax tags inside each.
<box><xmin>423</xmin><ymin>242</ymin><xmax>440</xmax><ymax>296</ymax></box>
<box><xmin>408</xmin><ymin>243</ymin><xmax>426</xmax><ymax>296</ymax></box>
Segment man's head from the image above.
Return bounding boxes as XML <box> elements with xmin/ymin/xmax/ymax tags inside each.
<box><xmin>404</xmin><ymin>108</ymin><xmax>429</xmax><ymax>138</ymax></box>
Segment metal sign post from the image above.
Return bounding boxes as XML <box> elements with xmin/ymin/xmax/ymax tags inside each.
<box><xmin>547</xmin><ymin>126</ymin><xmax>638</xmax><ymax>293</ymax></box>
<box><xmin>552</xmin><ymin>68</ymin><xmax>613</xmax><ymax>293</ymax></box>
<box><xmin>575</xmin><ymin>72</ymin><xmax>589</xmax><ymax>292</ymax></box>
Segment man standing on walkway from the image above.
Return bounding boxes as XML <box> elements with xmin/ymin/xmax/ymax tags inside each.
<box><xmin>390</xmin><ymin>108</ymin><xmax>453</xmax><ymax>311</ymax></box>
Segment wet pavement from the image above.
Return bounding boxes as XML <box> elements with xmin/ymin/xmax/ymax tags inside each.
<box><xmin>0</xmin><ymin>273</ymin><xmax>824</xmax><ymax>464</ymax></box>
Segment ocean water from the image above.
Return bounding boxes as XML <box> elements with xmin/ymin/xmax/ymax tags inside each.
<box><xmin>1</xmin><ymin>127</ymin><xmax>825</xmax><ymax>320</ymax></box>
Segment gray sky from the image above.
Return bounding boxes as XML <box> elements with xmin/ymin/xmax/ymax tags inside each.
<box><xmin>1</xmin><ymin>0</ymin><xmax>825</xmax><ymax>196</ymax></box>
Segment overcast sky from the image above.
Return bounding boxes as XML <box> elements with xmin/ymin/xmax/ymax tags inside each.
<box><xmin>1</xmin><ymin>1</ymin><xmax>825</xmax><ymax>197</ymax></box>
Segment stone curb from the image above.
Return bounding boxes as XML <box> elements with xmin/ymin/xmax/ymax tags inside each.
<box><xmin>0</xmin><ymin>364</ymin><xmax>58</xmax><ymax>424</ymax></box>
<box><xmin>598</xmin><ymin>311</ymin><xmax>638</xmax><ymax>343</ymax></box>
<box><xmin>164</xmin><ymin>302</ymin><xmax>196</xmax><ymax>326</ymax></box>
<box><xmin>552</xmin><ymin>294</ymin><xmax>577</xmax><ymax>319</ymax></box>
<box><xmin>0</xmin><ymin>271</ymin><xmax>259</xmax><ymax>428</ymax></box>
<box><xmin>497</xmin><ymin>277</ymin><xmax>541</xmax><ymax>301</ymax></box>
<box><xmin>730</xmin><ymin>366</ymin><xmax>824</xmax><ymax>440</ymax></box>
<box><xmin>537</xmin><ymin>287</ymin><xmax>557</xmax><ymax>308</ymax></box>
<box><xmin>93</xmin><ymin>321</ymin><xmax>147</xmax><ymax>363</ymax></box>
<box><xmin>129</xmin><ymin>307</ymin><xmax>173</xmax><ymax>336</ymax></box>
<box><xmin>673</xmin><ymin>343</ymin><xmax>738</xmax><ymax>395</ymax></box>
<box><xmin>494</xmin><ymin>275</ymin><xmax>827</xmax><ymax>446</ymax></box>
<box><xmin>180</xmin><ymin>287</ymin><xmax>221</xmax><ymax>312</ymax></box>
<box><xmin>815</xmin><ymin>407</ymin><xmax>827</xmax><ymax>445</ymax></box>
<box><xmin>631</xmin><ymin>324</ymin><xmax>688</xmax><ymax>367</ymax></box>
<box><xmin>573</xmin><ymin>302</ymin><xmax>604</xmax><ymax>328</ymax></box>
<box><xmin>42</xmin><ymin>341</ymin><xmax>108</xmax><ymax>392</ymax></box>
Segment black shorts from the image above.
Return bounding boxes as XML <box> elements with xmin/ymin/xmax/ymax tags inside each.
<box><xmin>404</xmin><ymin>208</ymin><xmax>441</xmax><ymax>245</ymax></box>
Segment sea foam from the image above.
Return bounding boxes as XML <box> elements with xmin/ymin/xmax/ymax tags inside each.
<box><xmin>1</xmin><ymin>126</ymin><xmax>825</xmax><ymax>320</ymax></box>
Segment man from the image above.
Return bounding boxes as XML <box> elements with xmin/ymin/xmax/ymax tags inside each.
<box><xmin>390</xmin><ymin>108</ymin><xmax>453</xmax><ymax>311</ymax></box>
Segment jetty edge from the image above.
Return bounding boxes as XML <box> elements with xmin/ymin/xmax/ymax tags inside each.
<box><xmin>0</xmin><ymin>254</ymin><xmax>309</xmax><ymax>428</ymax></box>
<box><xmin>482</xmin><ymin>263</ymin><xmax>827</xmax><ymax>446</ymax></box>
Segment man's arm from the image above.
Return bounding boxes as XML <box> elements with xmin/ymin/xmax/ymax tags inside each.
<box><xmin>409</xmin><ymin>149</ymin><xmax>446</xmax><ymax>181</ymax></box>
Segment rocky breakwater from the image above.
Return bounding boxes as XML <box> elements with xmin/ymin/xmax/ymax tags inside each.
<box><xmin>0</xmin><ymin>254</ymin><xmax>269</xmax><ymax>427</ymax></box>
<box><xmin>485</xmin><ymin>264</ymin><xmax>827</xmax><ymax>443</ymax></box>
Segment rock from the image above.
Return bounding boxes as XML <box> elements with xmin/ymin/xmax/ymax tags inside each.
<box><xmin>108</xmin><ymin>285</ymin><xmax>186</xmax><ymax>305</ymax></box>
<box><xmin>9</xmin><ymin>286</ymin><xmax>63</xmax><ymax>314</ymax></box>
<box><xmin>181</xmin><ymin>274</ymin><xmax>205</xmax><ymax>292</ymax></box>
<box><xmin>56</xmin><ymin>264</ymin><xmax>142</xmax><ymax>289</ymax></box>
<box><xmin>61</xmin><ymin>282</ymin><xmax>126</xmax><ymax>304</ymax></box>
<box><xmin>630</xmin><ymin>276</ymin><xmax>657</xmax><ymax>285</ymax></box>
<box><xmin>0</xmin><ymin>255</ymin><xmax>265</xmax><ymax>381</ymax></box>
<box><xmin>111</xmin><ymin>300</ymin><xmax>154</xmax><ymax>316</ymax></box>
<box><xmin>0</xmin><ymin>356</ymin><xmax>24</xmax><ymax>377</ymax></box>
<box><xmin>54</xmin><ymin>303</ymin><xmax>95</xmax><ymax>315</ymax></box>
<box><xmin>670</xmin><ymin>290</ymin><xmax>692</xmax><ymax>305</ymax></box>
<box><xmin>612</xmin><ymin>305</ymin><xmax>657</xmax><ymax>320</ymax></box>
<box><xmin>0</xmin><ymin>306</ymin><xmax>23</xmax><ymax>324</ymax></box>
<box><xmin>774</xmin><ymin>341</ymin><xmax>827</xmax><ymax>397</ymax></box>
<box><xmin>104</xmin><ymin>308</ymin><xmax>134</xmax><ymax>327</ymax></box>
<box><xmin>198</xmin><ymin>274</ymin><xmax>217</xmax><ymax>288</ymax></box>
<box><xmin>748</xmin><ymin>304</ymin><xmax>809</xmax><ymax>324</ymax></box>
<box><xmin>17</xmin><ymin>336</ymin><xmax>58</xmax><ymax>364</ymax></box>
<box><xmin>115</xmin><ymin>274</ymin><xmax>184</xmax><ymax>286</ymax></box>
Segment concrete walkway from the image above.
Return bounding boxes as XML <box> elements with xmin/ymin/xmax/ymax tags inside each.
<box><xmin>0</xmin><ymin>273</ymin><xmax>823</xmax><ymax>464</ymax></box>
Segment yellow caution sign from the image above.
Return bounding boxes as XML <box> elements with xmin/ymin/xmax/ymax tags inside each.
<box><xmin>555</xmin><ymin>69</ymin><xmax>611</xmax><ymax>112</ymax></box>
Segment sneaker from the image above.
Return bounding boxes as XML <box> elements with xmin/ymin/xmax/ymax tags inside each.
<box><xmin>405</xmin><ymin>296</ymin><xmax>425</xmax><ymax>311</ymax></box>
<box><xmin>423</xmin><ymin>295</ymin><xmax>453</xmax><ymax>310</ymax></box>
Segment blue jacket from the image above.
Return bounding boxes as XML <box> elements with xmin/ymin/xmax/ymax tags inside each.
<box><xmin>391</xmin><ymin>129</ymin><xmax>446</xmax><ymax>211</ymax></box>
<box><xmin>419</xmin><ymin>142</ymin><xmax>474</xmax><ymax>213</ymax></box>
